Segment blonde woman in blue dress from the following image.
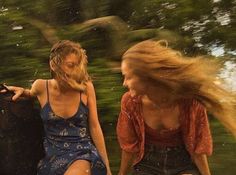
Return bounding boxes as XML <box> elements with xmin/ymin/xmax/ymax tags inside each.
<box><xmin>1</xmin><ymin>40</ymin><xmax>112</xmax><ymax>175</ymax></box>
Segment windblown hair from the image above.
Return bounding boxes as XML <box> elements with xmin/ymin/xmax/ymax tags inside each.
<box><xmin>122</xmin><ymin>40</ymin><xmax>236</xmax><ymax>137</ymax></box>
<box><xmin>50</xmin><ymin>40</ymin><xmax>90</xmax><ymax>92</ymax></box>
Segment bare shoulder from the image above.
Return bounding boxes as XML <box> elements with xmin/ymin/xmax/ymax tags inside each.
<box><xmin>85</xmin><ymin>81</ymin><xmax>98</xmax><ymax>104</ymax></box>
<box><xmin>86</xmin><ymin>81</ymin><xmax>95</xmax><ymax>94</ymax></box>
<box><xmin>31</xmin><ymin>79</ymin><xmax>48</xmax><ymax>96</ymax></box>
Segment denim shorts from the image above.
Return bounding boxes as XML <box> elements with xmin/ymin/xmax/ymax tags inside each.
<box><xmin>133</xmin><ymin>144</ymin><xmax>200</xmax><ymax>175</ymax></box>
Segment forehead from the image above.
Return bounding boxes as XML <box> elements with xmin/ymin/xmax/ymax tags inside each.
<box><xmin>121</xmin><ymin>61</ymin><xmax>129</xmax><ymax>74</ymax></box>
<box><xmin>64</xmin><ymin>53</ymin><xmax>79</xmax><ymax>62</ymax></box>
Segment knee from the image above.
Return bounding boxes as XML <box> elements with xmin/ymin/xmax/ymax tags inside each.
<box><xmin>64</xmin><ymin>168</ymin><xmax>91</xmax><ymax>175</ymax></box>
<box><xmin>64</xmin><ymin>160</ymin><xmax>91</xmax><ymax>175</ymax></box>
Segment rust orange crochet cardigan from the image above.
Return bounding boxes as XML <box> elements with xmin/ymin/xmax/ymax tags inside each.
<box><xmin>117</xmin><ymin>92</ymin><xmax>212</xmax><ymax>165</ymax></box>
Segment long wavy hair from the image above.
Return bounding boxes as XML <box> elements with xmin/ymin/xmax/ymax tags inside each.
<box><xmin>122</xmin><ymin>39</ymin><xmax>236</xmax><ymax>137</ymax></box>
<box><xmin>49</xmin><ymin>40</ymin><xmax>90</xmax><ymax>92</ymax></box>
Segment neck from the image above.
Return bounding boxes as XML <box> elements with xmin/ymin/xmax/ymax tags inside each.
<box><xmin>143</xmin><ymin>84</ymin><xmax>178</xmax><ymax>108</ymax></box>
<box><xmin>53</xmin><ymin>79</ymin><xmax>74</xmax><ymax>93</ymax></box>
<box><xmin>144</xmin><ymin>93</ymin><xmax>177</xmax><ymax>109</ymax></box>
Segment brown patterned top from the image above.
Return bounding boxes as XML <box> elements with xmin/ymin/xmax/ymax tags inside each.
<box><xmin>144</xmin><ymin>121</ymin><xmax>184</xmax><ymax>147</ymax></box>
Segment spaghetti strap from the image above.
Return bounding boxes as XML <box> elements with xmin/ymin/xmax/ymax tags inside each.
<box><xmin>79</xmin><ymin>91</ymin><xmax>86</xmax><ymax>107</ymax></box>
<box><xmin>79</xmin><ymin>91</ymin><xmax>83</xmax><ymax>106</ymax></box>
<box><xmin>46</xmin><ymin>80</ymin><xmax>49</xmax><ymax>102</ymax></box>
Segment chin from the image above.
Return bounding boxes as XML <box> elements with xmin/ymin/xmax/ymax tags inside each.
<box><xmin>129</xmin><ymin>90</ymin><xmax>137</xmax><ymax>97</ymax></box>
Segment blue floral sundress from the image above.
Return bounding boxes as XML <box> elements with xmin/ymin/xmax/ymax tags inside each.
<box><xmin>37</xmin><ymin>81</ymin><xmax>106</xmax><ymax>175</ymax></box>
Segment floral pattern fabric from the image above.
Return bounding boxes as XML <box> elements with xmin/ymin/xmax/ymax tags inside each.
<box><xmin>117</xmin><ymin>92</ymin><xmax>212</xmax><ymax>166</ymax></box>
<box><xmin>37</xmin><ymin>101</ymin><xmax>106</xmax><ymax>175</ymax></box>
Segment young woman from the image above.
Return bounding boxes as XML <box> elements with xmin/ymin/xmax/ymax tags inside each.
<box><xmin>2</xmin><ymin>40</ymin><xmax>112</xmax><ymax>175</ymax></box>
<box><xmin>117</xmin><ymin>40</ymin><xmax>236</xmax><ymax>175</ymax></box>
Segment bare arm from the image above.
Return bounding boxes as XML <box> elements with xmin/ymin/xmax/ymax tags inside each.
<box><xmin>87</xmin><ymin>81</ymin><xmax>112</xmax><ymax>175</ymax></box>
<box><xmin>118</xmin><ymin>150</ymin><xmax>136</xmax><ymax>175</ymax></box>
<box><xmin>192</xmin><ymin>154</ymin><xmax>211</xmax><ymax>175</ymax></box>
<box><xmin>1</xmin><ymin>79</ymin><xmax>43</xmax><ymax>101</ymax></box>
<box><xmin>117</xmin><ymin>92</ymin><xmax>140</xmax><ymax>175</ymax></box>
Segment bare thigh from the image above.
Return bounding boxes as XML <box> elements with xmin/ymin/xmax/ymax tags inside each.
<box><xmin>64</xmin><ymin>160</ymin><xmax>91</xmax><ymax>175</ymax></box>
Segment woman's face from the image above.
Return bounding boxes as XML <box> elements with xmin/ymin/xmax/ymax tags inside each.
<box><xmin>121</xmin><ymin>61</ymin><xmax>147</xmax><ymax>96</ymax></box>
<box><xmin>61</xmin><ymin>53</ymin><xmax>80</xmax><ymax>75</ymax></box>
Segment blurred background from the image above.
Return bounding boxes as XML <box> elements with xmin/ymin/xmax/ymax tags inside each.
<box><xmin>0</xmin><ymin>0</ymin><xmax>236</xmax><ymax>174</ymax></box>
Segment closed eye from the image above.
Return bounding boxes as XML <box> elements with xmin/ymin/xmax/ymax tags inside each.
<box><xmin>64</xmin><ymin>62</ymin><xmax>79</xmax><ymax>68</ymax></box>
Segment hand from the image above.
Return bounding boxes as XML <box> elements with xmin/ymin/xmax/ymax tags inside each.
<box><xmin>106</xmin><ymin>168</ymin><xmax>112</xmax><ymax>175</ymax></box>
<box><xmin>0</xmin><ymin>85</ymin><xmax>24</xmax><ymax>101</ymax></box>
<box><xmin>117</xmin><ymin>172</ymin><xmax>126</xmax><ymax>175</ymax></box>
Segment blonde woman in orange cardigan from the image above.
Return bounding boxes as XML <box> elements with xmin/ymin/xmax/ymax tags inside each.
<box><xmin>117</xmin><ymin>40</ymin><xmax>236</xmax><ymax>175</ymax></box>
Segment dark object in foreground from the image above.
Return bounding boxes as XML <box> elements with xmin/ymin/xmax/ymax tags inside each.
<box><xmin>0</xmin><ymin>84</ymin><xmax>44</xmax><ymax>175</ymax></box>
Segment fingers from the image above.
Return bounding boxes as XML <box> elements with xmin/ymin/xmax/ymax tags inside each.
<box><xmin>6</xmin><ymin>86</ymin><xmax>15</xmax><ymax>91</ymax></box>
<box><xmin>2</xmin><ymin>85</ymin><xmax>15</xmax><ymax>92</ymax></box>
<box><xmin>0</xmin><ymin>84</ymin><xmax>10</xmax><ymax>93</ymax></box>
<box><xmin>12</xmin><ymin>92</ymin><xmax>22</xmax><ymax>101</ymax></box>
<box><xmin>0</xmin><ymin>85</ymin><xmax>23</xmax><ymax>101</ymax></box>
<box><xmin>0</xmin><ymin>84</ymin><xmax>8</xmax><ymax>93</ymax></box>
<box><xmin>11</xmin><ymin>87</ymin><xmax>24</xmax><ymax>101</ymax></box>
<box><xmin>0</xmin><ymin>89</ymin><xmax>7</xmax><ymax>93</ymax></box>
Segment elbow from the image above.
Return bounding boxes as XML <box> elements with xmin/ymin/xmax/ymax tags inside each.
<box><xmin>89</xmin><ymin>123</ymin><xmax>102</xmax><ymax>135</ymax></box>
<box><xmin>191</xmin><ymin>153</ymin><xmax>207</xmax><ymax>163</ymax></box>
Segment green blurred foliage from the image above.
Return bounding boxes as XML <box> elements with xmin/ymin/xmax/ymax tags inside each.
<box><xmin>88</xmin><ymin>58</ymin><xmax>125</xmax><ymax>123</ymax></box>
<box><xmin>1</xmin><ymin>0</ymin><xmax>235</xmax><ymax>114</ymax></box>
<box><xmin>1</xmin><ymin>0</ymin><xmax>235</xmax><ymax>121</ymax></box>
<box><xmin>124</xmin><ymin>0</ymin><xmax>236</xmax><ymax>54</ymax></box>
<box><xmin>0</xmin><ymin>8</ymin><xmax>50</xmax><ymax>87</ymax></box>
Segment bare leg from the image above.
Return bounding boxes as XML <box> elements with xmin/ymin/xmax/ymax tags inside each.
<box><xmin>64</xmin><ymin>160</ymin><xmax>91</xmax><ymax>175</ymax></box>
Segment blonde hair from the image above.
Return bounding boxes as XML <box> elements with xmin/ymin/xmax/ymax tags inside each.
<box><xmin>50</xmin><ymin>40</ymin><xmax>90</xmax><ymax>92</ymax></box>
<box><xmin>122</xmin><ymin>39</ymin><xmax>236</xmax><ymax>137</ymax></box>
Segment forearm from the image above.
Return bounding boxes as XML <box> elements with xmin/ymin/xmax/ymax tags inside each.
<box><xmin>4</xmin><ymin>86</ymin><xmax>33</xmax><ymax>100</ymax></box>
<box><xmin>17</xmin><ymin>87</ymin><xmax>34</xmax><ymax>98</ymax></box>
<box><xmin>21</xmin><ymin>88</ymin><xmax>32</xmax><ymax>97</ymax></box>
<box><xmin>118</xmin><ymin>150</ymin><xmax>136</xmax><ymax>175</ymax></box>
<box><xmin>192</xmin><ymin>153</ymin><xmax>211</xmax><ymax>175</ymax></box>
<box><xmin>90</xmin><ymin>125</ymin><xmax>111</xmax><ymax>172</ymax></box>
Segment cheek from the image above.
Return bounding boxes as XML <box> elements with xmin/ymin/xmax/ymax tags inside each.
<box><xmin>63</xmin><ymin>67</ymin><xmax>73</xmax><ymax>73</ymax></box>
<box><xmin>130</xmin><ymin>80</ymin><xmax>139</xmax><ymax>89</ymax></box>
<box><xmin>136</xmin><ymin>82</ymin><xmax>147</xmax><ymax>92</ymax></box>
<box><xmin>129</xmin><ymin>80</ymin><xmax>136</xmax><ymax>87</ymax></box>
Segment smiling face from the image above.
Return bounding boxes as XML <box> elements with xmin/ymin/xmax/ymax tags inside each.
<box><xmin>121</xmin><ymin>60</ymin><xmax>147</xmax><ymax>96</ymax></box>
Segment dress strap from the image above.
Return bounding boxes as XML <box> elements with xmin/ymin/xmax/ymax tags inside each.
<box><xmin>80</xmin><ymin>91</ymin><xmax>82</xmax><ymax>104</ymax></box>
<box><xmin>46</xmin><ymin>80</ymin><xmax>49</xmax><ymax>103</ymax></box>
<box><xmin>80</xmin><ymin>91</ymin><xmax>87</xmax><ymax>107</ymax></box>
